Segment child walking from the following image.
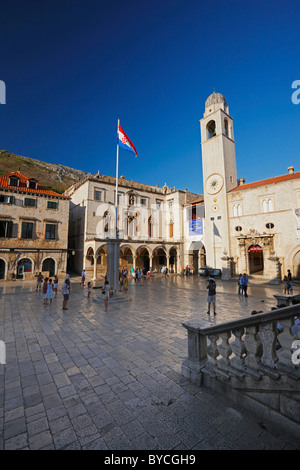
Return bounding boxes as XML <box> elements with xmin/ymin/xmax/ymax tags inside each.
<box><xmin>53</xmin><ymin>275</ymin><xmax>58</xmax><ymax>297</ymax></box>
<box><xmin>87</xmin><ymin>281</ymin><xmax>92</xmax><ymax>298</ymax></box>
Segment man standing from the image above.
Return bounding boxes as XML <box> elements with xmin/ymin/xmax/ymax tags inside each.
<box><xmin>62</xmin><ymin>279</ymin><xmax>70</xmax><ymax>310</ymax></box>
<box><xmin>241</xmin><ymin>273</ymin><xmax>249</xmax><ymax>297</ymax></box>
<box><xmin>35</xmin><ymin>272</ymin><xmax>43</xmax><ymax>292</ymax></box>
<box><xmin>207</xmin><ymin>277</ymin><xmax>217</xmax><ymax>315</ymax></box>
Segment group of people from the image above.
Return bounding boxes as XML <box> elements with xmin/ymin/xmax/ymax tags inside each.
<box><xmin>237</xmin><ymin>273</ymin><xmax>249</xmax><ymax>297</ymax></box>
<box><xmin>180</xmin><ymin>265</ymin><xmax>194</xmax><ymax>276</ymax></box>
<box><xmin>35</xmin><ymin>271</ymin><xmax>71</xmax><ymax>310</ymax></box>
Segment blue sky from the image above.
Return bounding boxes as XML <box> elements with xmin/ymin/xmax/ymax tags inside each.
<box><xmin>1</xmin><ymin>0</ymin><xmax>299</xmax><ymax>194</ymax></box>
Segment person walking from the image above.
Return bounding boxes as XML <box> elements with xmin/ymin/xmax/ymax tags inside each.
<box><xmin>87</xmin><ymin>281</ymin><xmax>92</xmax><ymax>298</ymax></box>
<box><xmin>207</xmin><ymin>278</ymin><xmax>216</xmax><ymax>315</ymax></box>
<box><xmin>101</xmin><ymin>280</ymin><xmax>110</xmax><ymax>311</ymax></box>
<box><xmin>53</xmin><ymin>275</ymin><xmax>58</xmax><ymax>297</ymax></box>
<box><xmin>46</xmin><ymin>278</ymin><xmax>54</xmax><ymax>306</ymax></box>
<box><xmin>81</xmin><ymin>269</ymin><xmax>85</xmax><ymax>287</ymax></box>
<box><xmin>62</xmin><ymin>278</ymin><xmax>70</xmax><ymax>310</ymax></box>
<box><xmin>241</xmin><ymin>273</ymin><xmax>249</xmax><ymax>297</ymax></box>
<box><xmin>123</xmin><ymin>275</ymin><xmax>128</xmax><ymax>294</ymax></box>
<box><xmin>42</xmin><ymin>278</ymin><xmax>48</xmax><ymax>305</ymax></box>
<box><xmin>237</xmin><ymin>274</ymin><xmax>243</xmax><ymax>295</ymax></box>
<box><xmin>283</xmin><ymin>276</ymin><xmax>290</xmax><ymax>294</ymax></box>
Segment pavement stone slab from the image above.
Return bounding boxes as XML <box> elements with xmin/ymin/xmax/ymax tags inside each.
<box><xmin>0</xmin><ymin>275</ymin><xmax>299</xmax><ymax>450</ymax></box>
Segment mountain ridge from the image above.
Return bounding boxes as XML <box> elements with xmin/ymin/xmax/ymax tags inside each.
<box><xmin>0</xmin><ymin>149</ymin><xmax>90</xmax><ymax>194</ymax></box>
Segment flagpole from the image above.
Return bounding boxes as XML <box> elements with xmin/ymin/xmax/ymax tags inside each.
<box><xmin>115</xmin><ymin>118</ymin><xmax>120</xmax><ymax>239</ymax></box>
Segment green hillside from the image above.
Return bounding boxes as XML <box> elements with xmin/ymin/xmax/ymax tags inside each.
<box><xmin>0</xmin><ymin>150</ymin><xmax>89</xmax><ymax>194</ymax></box>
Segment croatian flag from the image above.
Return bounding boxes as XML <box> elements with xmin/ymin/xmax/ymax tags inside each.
<box><xmin>117</xmin><ymin>123</ymin><xmax>137</xmax><ymax>157</ymax></box>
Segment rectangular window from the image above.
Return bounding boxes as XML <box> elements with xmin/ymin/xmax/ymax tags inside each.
<box><xmin>24</xmin><ymin>198</ymin><xmax>36</xmax><ymax>207</ymax></box>
<box><xmin>141</xmin><ymin>198</ymin><xmax>147</xmax><ymax>207</ymax></box>
<box><xmin>47</xmin><ymin>200</ymin><xmax>58</xmax><ymax>209</ymax></box>
<box><xmin>0</xmin><ymin>220</ymin><xmax>13</xmax><ymax>238</ymax></box>
<box><xmin>169</xmin><ymin>223</ymin><xmax>174</xmax><ymax>238</ymax></box>
<box><xmin>21</xmin><ymin>222</ymin><xmax>33</xmax><ymax>239</ymax></box>
<box><xmin>45</xmin><ymin>224</ymin><xmax>56</xmax><ymax>240</ymax></box>
<box><xmin>28</xmin><ymin>181</ymin><xmax>37</xmax><ymax>189</ymax></box>
<box><xmin>0</xmin><ymin>195</ymin><xmax>14</xmax><ymax>204</ymax></box>
<box><xmin>9</xmin><ymin>177</ymin><xmax>19</xmax><ymax>187</ymax></box>
<box><xmin>94</xmin><ymin>190</ymin><xmax>102</xmax><ymax>201</ymax></box>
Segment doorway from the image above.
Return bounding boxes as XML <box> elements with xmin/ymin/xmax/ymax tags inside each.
<box><xmin>249</xmin><ymin>245</ymin><xmax>263</xmax><ymax>274</ymax></box>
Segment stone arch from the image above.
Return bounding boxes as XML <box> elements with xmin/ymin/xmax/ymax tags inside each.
<box><xmin>0</xmin><ymin>258</ymin><xmax>6</xmax><ymax>280</ymax></box>
<box><xmin>120</xmin><ymin>245</ymin><xmax>134</xmax><ymax>268</ymax></box>
<box><xmin>168</xmin><ymin>246</ymin><xmax>178</xmax><ymax>273</ymax></box>
<box><xmin>136</xmin><ymin>245</ymin><xmax>151</xmax><ymax>271</ymax></box>
<box><xmin>188</xmin><ymin>240</ymin><xmax>206</xmax><ymax>273</ymax></box>
<box><xmin>292</xmin><ymin>248</ymin><xmax>300</xmax><ymax>279</ymax></box>
<box><xmin>17</xmin><ymin>257</ymin><xmax>34</xmax><ymax>280</ymax></box>
<box><xmin>152</xmin><ymin>246</ymin><xmax>167</xmax><ymax>272</ymax></box>
<box><xmin>42</xmin><ymin>257</ymin><xmax>56</xmax><ymax>277</ymax></box>
<box><xmin>207</xmin><ymin>120</ymin><xmax>216</xmax><ymax>139</ymax></box>
<box><xmin>95</xmin><ymin>244</ymin><xmax>107</xmax><ymax>279</ymax></box>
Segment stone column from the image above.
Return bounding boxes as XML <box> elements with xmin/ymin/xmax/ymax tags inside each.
<box><xmin>106</xmin><ymin>239</ymin><xmax>121</xmax><ymax>293</ymax></box>
<box><xmin>221</xmin><ymin>250</ymin><xmax>232</xmax><ymax>280</ymax></box>
<box><xmin>266</xmin><ymin>251</ymin><xmax>280</xmax><ymax>284</ymax></box>
<box><xmin>93</xmin><ymin>256</ymin><xmax>97</xmax><ymax>281</ymax></box>
<box><xmin>182</xmin><ymin>322</ymin><xmax>208</xmax><ymax>385</ymax></box>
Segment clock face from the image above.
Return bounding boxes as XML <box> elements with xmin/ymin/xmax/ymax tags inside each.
<box><xmin>206</xmin><ymin>174</ymin><xmax>224</xmax><ymax>194</ymax></box>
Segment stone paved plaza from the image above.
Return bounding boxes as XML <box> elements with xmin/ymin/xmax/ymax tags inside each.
<box><xmin>0</xmin><ymin>274</ymin><xmax>299</xmax><ymax>450</ymax></box>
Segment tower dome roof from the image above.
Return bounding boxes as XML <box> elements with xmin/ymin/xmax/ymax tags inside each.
<box><xmin>205</xmin><ymin>91</ymin><xmax>227</xmax><ymax>108</ymax></box>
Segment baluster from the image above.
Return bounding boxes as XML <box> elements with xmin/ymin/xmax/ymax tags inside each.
<box><xmin>277</xmin><ymin>317</ymin><xmax>296</xmax><ymax>369</ymax></box>
<box><xmin>244</xmin><ymin>325</ymin><xmax>262</xmax><ymax>372</ymax></box>
<box><xmin>231</xmin><ymin>327</ymin><xmax>246</xmax><ymax>371</ymax></box>
<box><xmin>259</xmin><ymin>321</ymin><xmax>278</xmax><ymax>368</ymax></box>
<box><xmin>206</xmin><ymin>334</ymin><xmax>219</xmax><ymax>373</ymax></box>
<box><xmin>218</xmin><ymin>331</ymin><xmax>232</xmax><ymax>371</ymax></box>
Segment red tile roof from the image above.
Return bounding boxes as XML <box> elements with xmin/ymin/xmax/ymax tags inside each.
<box><xmin>0</xmin><ymin>171</ymin><xmax>69</xmax><ymax>198</ymax></box>
<box><xmin>231</xmin><ymin>172</ymin><xmax>300</xmax><ymax>192</ymax></box>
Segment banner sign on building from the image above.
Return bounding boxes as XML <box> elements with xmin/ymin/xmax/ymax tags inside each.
<box><xmin>189</xmin><ymin>218</ymin><xmax>203</xmax><ymax>235</ymax></box>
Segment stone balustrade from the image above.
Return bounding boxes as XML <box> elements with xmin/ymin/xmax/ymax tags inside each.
<box><xmin>182</xmin><ymin>304</ymin><xmax>300</xmax><ymax>432</ymax></box>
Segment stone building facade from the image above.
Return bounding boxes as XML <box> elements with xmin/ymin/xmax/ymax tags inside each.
<box><xmin>0</xmin><ymin>171</ymin><xmax>70</xmax><ymax>280</ymax></box>
<box><xmin>65</xmin><ymin>173</ymin><xmax>202</xmax><ymax>280</ymax></box>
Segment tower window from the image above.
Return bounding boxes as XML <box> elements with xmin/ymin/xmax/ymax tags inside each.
<box><xmin>207</xmin><ymin>120</ymin><xmax>216</xmax><ymax>139</ymax></box>
<box><xmin>224</xmin><ymin>119</ymin><xmax>229</xmax><ymax>136</ymax></box>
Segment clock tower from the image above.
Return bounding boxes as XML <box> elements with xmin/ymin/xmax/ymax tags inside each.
<box><xmin>200</xmin><ymin>92</ymin><xmax>237</xmax><ymax>270</ymax></box>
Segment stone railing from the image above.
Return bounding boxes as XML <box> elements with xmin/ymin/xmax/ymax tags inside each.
<box><xmin>182</xmin><ymin>303</ymin><xmax>300</xmax><ymax>431</ymax></box>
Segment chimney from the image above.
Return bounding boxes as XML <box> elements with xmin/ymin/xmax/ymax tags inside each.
<box><xmin>288</xmin><ymin>166</ymin><xmax>294</xmax><ymax>174</ymax></box>
<box><xmin>239</xmin><ymin>178</ymin><xmax>245</xmax><ymax>185</ymax></box>
<box><xmin>120</xmin><ymin>175</ymin><xmax>125</xmax><ymax>179</ymax></box>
